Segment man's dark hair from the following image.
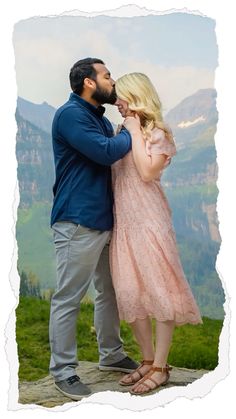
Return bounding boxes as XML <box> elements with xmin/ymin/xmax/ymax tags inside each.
<box><xmin>69</xmin><ymin>58</ymin><xmax>104</xmax><ymax>95</ymax></box>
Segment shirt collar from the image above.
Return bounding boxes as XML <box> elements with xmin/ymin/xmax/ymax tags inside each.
<box><xmin>69</xmin><ymin>92</ymin><xmax>106</xmax><ymax>117</ymax></box>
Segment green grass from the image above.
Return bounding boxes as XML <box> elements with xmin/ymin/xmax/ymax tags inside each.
<box><xmin>16</xmin><ymin>297</ymin><xmax>223</xmax><ymax>381</ymax></box>
<box><xmin>16</xmin><ymin>203</ymin><xmax>56</xmax><ymax>290</ymax></box>
<box><xmin>168</xmin><ymin>317</ymin><xmax>222</xmax><ymax>370</ymax></box>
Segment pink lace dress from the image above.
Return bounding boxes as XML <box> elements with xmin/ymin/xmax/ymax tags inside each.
<box><xmin>110</xmin><ymin>128</ymin><xmax>202</xmax><ymax>326</ymax></box>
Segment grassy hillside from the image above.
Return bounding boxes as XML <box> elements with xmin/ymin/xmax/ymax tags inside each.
<box><xmin>16</xmin><ymin>297</ymin><xmax>223</xmax><ymax>381</ymax></box>
<box><xmin>16</xmin><ymin>203</ymin><xmax>56</xmax><ymax>290</ymax></box>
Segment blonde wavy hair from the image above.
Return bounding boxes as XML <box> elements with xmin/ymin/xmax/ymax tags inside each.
<box><xmin>115</xmin><ymin>72</ymin><xmax>173</xmax><ymax>143</ymax></box>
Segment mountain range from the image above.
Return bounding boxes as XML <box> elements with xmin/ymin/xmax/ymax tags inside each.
<box><xmin>15</xmin><ymin>88</ymin><xmax>224</xmax><ymax>319</ymax></box>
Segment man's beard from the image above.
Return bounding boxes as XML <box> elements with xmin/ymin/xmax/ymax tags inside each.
<box><xmin>92</xmin><ymin>83</ymin><xmax>117</xmax><ymax>105</ymax></box>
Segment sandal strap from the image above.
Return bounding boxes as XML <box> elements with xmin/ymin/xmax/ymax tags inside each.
<box><xmin>128</xmin><ymin>369</ymin><xmax>142</xmax><ymax>382</ymax></box>
<box><xmin>121</xmin><ymin>360</ymin><xmax>154</xmax><ymax>383</ymax></box>
<box><xmin>146</xmin><ymin>376</ymin><xmax>159</xmax><ymax>387</ymax></box>
<box><xmin>132</xmin><ymin>360</ymin><xmax>154</xmax><ymax>379</ymax></box>
<box><xmin>131</xmin><ymin>364</ymin><xmax>172</xmax><ymax>395</ymax></box>
<box><xmin>137</xmin><ymin>364</ymin><xmax>171</xmax><ymax>384</ymax></box>
<box><xmin>151</xmin><ymin>364</ymin><xmax>172</xmax><ymax>373</ymax></box>
<box><xmin>135</xmin><ymin>370</ymin><xmax>160</xmax><ymax>390</ymax></box>
<box><xmin>137</xmin><ymin>379</ymin><xmax>153</xmax><ymax>392</ymax></box>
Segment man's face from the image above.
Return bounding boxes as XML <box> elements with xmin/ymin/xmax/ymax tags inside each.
<box><xmin>91</xmin><ymin>63</ymin><xmax>117</xmax><ymax>105</ymax></box>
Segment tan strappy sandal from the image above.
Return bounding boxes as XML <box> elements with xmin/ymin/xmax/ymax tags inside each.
<box><xmin>119</xmin><ymin>360</ymin><xmax>154</xmax><ymax>386</ymax></box>
<box><xmin>130</xmin><ymin>364</ymin><xmax>172</xmax><ymax>395</ymax></box>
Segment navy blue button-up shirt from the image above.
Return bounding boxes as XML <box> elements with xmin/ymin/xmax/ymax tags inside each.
<box><xmin>51</xmin><ymin>93</ymin><xmax>131</xmax><ymax>230</ymax></box>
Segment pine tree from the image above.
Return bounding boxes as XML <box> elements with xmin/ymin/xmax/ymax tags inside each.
<box><xmin>19</xmin><ymin>270</ymin><xmax>42</xmax><ymax>298</ymax></box>
<box><xmin>28</xmin><ymin>271</ymin><xmax>41</xmax><ymax>298</ymax></box>
<box><xmin>19</xmin><ymin>270</ymin><xmax>30</xmax><ymax>296</ymax></box>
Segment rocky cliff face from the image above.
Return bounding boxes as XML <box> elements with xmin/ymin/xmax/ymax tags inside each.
<box><xmin>162</xmin><ymin>88</ymin><xmax>219</xmax><ymax>244</ymax></box>
<box><xmin>16</xmin><ymin>112</ymin><xmax>54</xmax><ymax>206</ymax></box>
<box><xmin>17</xmin><ymin>97</ymin><xmax>55</xmax><ymax>134</ymax></box>
<box><xmin>165</xmin><ymin>88</ymin><xmax>218</xmax><ymax>149</ymax></box>
<box><xmin>202</xmin><ymin>202</ymin><xmax>220</xmax><ymax>243</ymax></box>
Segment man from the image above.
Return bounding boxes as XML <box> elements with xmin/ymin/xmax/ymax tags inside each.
<box><xmin>49</xmin><ymin>58</ymin><xmax>139</xmax><ymax>400</ymax></box>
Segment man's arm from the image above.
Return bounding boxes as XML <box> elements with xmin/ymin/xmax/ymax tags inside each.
<box><xmin>57</xmin><ymin>108</ymin><xmax>131</xmax><ymax>166</ymax></box>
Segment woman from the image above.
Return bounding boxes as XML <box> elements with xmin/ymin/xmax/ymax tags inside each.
<box><xmin>109</xmin><ymin>73</ymin><xmax>202</xmax><ymax>396</ymax></box>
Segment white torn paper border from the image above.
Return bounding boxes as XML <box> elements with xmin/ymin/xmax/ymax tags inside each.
<box><xmin>1</xmin><ymin>0</ymin><xmax>235</xmax><ymax>417</ymax></box>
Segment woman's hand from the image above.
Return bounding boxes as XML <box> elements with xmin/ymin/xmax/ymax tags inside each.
<box><xmin>123</xmin><ymin>114</ymin><xmax>141</xmax><ymax>135</ymax></box>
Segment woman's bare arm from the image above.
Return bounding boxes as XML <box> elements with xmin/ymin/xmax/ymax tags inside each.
<box><xmin>123</xmin><ymin>116</ymin><xmax>167</xmax><ymax>182</ymax></box>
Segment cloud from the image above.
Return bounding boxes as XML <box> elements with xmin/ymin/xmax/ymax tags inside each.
<box><xmin>13</xmin><ymin>20</ymin><xmax>215</xmax><ymax>122</ymax></box>
<box><xmin>106</xmin><ymin>57</ymin><xmax>215</xmax><ymax>122</ymax></box>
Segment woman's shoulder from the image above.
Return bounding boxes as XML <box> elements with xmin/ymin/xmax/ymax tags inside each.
<box><xmin>150</xmin><ymin>127</ymin><xmax>166</xmax><ymax>143</ymax></box>
<box><xmin>147</xmin><ymin>127</ymin><xmax>176</xmax><ymax>157</ymax></box>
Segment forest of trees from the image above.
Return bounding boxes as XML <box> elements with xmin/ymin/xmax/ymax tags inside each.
<box><xmin>19</xmin><ymin>269</ymin><xmax>54</xmax><ymax>300</ymax></box>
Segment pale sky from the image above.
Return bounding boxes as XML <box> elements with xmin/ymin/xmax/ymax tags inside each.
<box><xmin>13</xmin><ymin>12</ymin><xmax>217</xmax><ymax>123</ymax></box>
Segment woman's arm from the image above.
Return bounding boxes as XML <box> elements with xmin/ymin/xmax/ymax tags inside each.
<box><xmin>123</xmin><ymin>116</ymin><xmax>168</xmax><ymax>182</ymax></box>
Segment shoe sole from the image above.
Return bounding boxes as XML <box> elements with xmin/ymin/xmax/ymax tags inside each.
<box><xmin>55</xmin><ymin>384</ymin><xmax>92</xmax><ymax>400</ymax></box>
<box><xmin>99</xmin><ymin>365</ymin><xmax>137</xmax><ymax>373</ymax></box>
<box><xmin>119</xmin><ymin>381</ymin><xmax>135</xmax><ymax>386</ymax></box>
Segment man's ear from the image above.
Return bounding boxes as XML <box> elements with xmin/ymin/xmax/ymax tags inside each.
<box><xmin>84</xmin><ymin>78</ymin><xmax>96</xmax><ymax>89</ymax></box>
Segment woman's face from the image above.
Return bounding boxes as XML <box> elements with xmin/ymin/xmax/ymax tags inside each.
<box><xmin>115</xmin><ymin>97</ymin><xmax>133</xmax><ymax>118</ymax></box>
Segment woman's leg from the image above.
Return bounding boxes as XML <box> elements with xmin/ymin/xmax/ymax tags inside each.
<box><xmin>120</xmin><ymin>317</ymin><xmax>154</xmax><ymax>384</ymax></box>
<box><xmin>132</xmin><ymin>320</ymin><xmax>175</xmax><ymax>393</ymax></box>
<box><xmin>132</xmin><ymin>317</ymin><xmax>155</xmax><ymax>360</ymax></box>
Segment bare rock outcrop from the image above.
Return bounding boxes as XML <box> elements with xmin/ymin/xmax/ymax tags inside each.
<box><xmin>18</xmin><ymin>361</ymin><xmax>209</xmax><ymax>408</ymax></box>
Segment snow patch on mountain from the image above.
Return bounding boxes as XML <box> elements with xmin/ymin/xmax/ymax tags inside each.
<box><xmin>178</xmin><ymin>115</ymin><xmax>206</xmax><ymax>128</ymax></box>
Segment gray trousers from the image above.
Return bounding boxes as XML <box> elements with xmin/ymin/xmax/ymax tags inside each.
<box><xmin>49</xmin><ymin>222</ymin><xmax>126</xmax><ymax>381</ymax></box>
